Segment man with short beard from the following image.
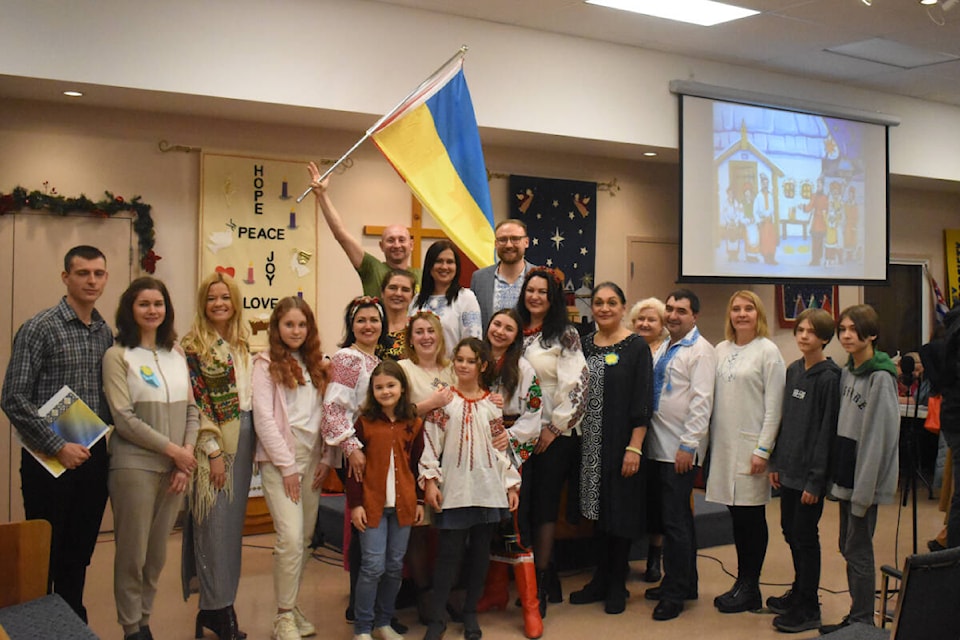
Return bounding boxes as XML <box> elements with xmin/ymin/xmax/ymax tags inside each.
<box><xmin>471</xmin><ymin>219</ymin><xmax>537</xmax><ymax>330</ymax></box>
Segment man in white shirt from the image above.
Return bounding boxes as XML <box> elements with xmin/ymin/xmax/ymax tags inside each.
<box><xmin>644</xmin><ymin>289</ymin><xmax>717</xmax><ymax>621</ymax></box>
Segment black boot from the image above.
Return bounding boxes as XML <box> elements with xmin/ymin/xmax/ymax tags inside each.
<box><xmin>643</xmin><ymin>544</ymin><xmax>662</xmax><ymax>583</ymax></box>
<box><xmin>226</xmin><ymin>605</ymin><xmax>247</xmax><ymax>640</ymax></box>
<box><xmin>545</xmin><ymin>563</ymin><xmax>563</xmax><ymax>603</ymax></box>
<box><xmin>535</xmin><ymin>569</ymin><xmax>549</xmax><ymax>618</ymax></box>
<box><xmin>715</xmin><ymin>579</ymin><xmax>762</xmax><ymax>614</ymax></box>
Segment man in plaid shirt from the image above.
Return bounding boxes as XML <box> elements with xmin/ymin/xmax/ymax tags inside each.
<box><xmin>1</xmin><ymin>245</ymin><xmax>114</xmax><ymax>622</ymax></box>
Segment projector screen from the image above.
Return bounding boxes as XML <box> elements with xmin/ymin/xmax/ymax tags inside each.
<box><xmin>679</xmin><ymin>93</ymin><xmax>889</xmax><ymax>284</ymax></box>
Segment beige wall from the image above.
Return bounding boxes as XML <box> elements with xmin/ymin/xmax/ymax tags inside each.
<box><xmin>2</xmin><ymin>97</ymin><xmax>958</xmax><ymax>519</ymax></box>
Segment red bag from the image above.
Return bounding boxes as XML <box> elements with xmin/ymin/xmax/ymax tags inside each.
<box><xmin>925</xmin><ymin>394</ymin><xmax>942</xmax><ymax>434</ymax></box>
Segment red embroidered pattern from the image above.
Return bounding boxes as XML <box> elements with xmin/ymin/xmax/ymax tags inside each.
<box><xmin>331</xmin><ymin>352</ymin><xmax>363</xmax><ymax>389</ymax></box>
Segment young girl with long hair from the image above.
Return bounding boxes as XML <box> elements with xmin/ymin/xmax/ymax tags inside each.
<box><xmin>476</xmin><ymin>308</ymin><xmax>544</xmax><ymax>638</ymax></box>
<box><xmin>180</xmin><ymin>272</ymin><xmax>253</xmax><ymax>640</ymax></box>
<box><xmin>251</xmin><ymin>297</ymin><xmax>332</xmax><ymax>640</ymax></box>
<box><xmin>346</xmin><ymin>361</ymin><xmax>425</xmax><ymax>640</ymax></box>
<box><xmin>420</xmin><ymin>337</ymin><xmax>521</xmax><ymax>640</ymax></box>
<box><xmin>103</xmin><ymin>277</ymin><xmax>199</xmax><ymax>640</ymax></box>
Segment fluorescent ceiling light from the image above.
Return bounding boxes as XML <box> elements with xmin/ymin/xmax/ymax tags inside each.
<box><xmin>63</xmin><ymin>90</ymin><xmax>83</xmax><ymax>97</ymax></box>
<box><xmin>585</xmin><ymin>0</ymin><xmax>759</xmax><ymax>26</ymax></box>
<box><xmin>643</xmin><ymin>151</ymin><xmax>658</xmax><ymax>156</ymax></box>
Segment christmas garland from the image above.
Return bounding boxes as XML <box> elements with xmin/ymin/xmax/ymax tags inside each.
<box><xmin>0</xmin><ymin>184</ymin><xmax>161</xmax><ymax>273</ymax></box>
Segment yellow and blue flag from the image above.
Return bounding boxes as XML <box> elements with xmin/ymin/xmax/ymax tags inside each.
<box><xmin>370</xmin><ymin>56</ymin><xmax>495</xmax><ymax>268</ymax></box>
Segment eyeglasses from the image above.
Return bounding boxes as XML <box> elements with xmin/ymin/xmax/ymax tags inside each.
<box><xmin>495</xmin><ymin>235</ymin><xmax>527</xmax><ymax>246</ymax></box>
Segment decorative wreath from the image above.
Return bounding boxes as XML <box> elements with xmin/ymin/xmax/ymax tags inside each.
<box><xmin>0</xmin><ymin>184</ymin><xmax>160</xmax><ymax>273</ymax></box>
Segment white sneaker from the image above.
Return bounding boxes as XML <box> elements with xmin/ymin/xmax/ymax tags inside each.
<box><xmin>292</xmin><ymin>606</ymin><xmax>316</xmax><ymax>636</ymax></box>
<box><xmin>354</xmin><ymin>635</ymin><xmax>374</xmax><ymax>640</ymax></box>
<box><xmin>272</xmin><ymin>612</ymin><xmax>300</xmax><ymax>640</ymax></box>
<box><xmin>372</xmin><ymin>626</ymin><xmax>404</xmax><ymax>640</ymax></box>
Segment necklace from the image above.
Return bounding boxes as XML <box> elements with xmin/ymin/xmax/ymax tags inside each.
<box><xmin>523</xmin><ymin>324</ymin><xmax>542</xmax><ymax>337</ymax></box>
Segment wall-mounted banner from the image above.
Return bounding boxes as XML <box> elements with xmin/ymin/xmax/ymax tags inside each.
<box><xmin>200</xmin><ymin>152</ymin><xmax>317</xmax><ymax>350</ymax></box>
<box><xmin>946</xmin><ymin>229</ymin><xmax>960</xmax><ymax>309</ymax></box>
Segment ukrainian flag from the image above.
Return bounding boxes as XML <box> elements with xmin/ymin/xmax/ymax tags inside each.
<box><xmin>370</xmin><ymin>55</ymin><xmax>495</xmax><ymax>268</ymax></box>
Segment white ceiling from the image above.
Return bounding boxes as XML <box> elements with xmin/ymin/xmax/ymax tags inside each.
<box><xmin>373</xmin><ymin>0</ymin><xmax>960</xmax><ymax>107</ymax></box>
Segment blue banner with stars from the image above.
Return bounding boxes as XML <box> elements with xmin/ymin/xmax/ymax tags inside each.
<box><xmin>509</xmin><ymin>174</ymin><xmax>597</xmax><ymax>302</ymax></box>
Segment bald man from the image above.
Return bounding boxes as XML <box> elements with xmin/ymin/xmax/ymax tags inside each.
<box><xmin>309</xmin><ymin>162</ymin><xmax>422</xmax><ymax>297</ymax></box>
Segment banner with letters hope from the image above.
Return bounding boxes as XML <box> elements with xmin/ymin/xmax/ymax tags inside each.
<box><xmin>200</xmin><ymin>152</ymin><xmax>318</xmax><ymax>351</ymax></box>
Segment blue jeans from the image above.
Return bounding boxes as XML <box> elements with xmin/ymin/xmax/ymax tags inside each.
<box><xmin>354</xmin><ymin>508</ymin><xmax>411</xmax><ymax>634</ymax></box>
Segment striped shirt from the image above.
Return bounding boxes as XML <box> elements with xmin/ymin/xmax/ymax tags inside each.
<box><xmin>1</xmin><ymin>297</ymin><xmax>114</xmax><ymax>455</ymax></box>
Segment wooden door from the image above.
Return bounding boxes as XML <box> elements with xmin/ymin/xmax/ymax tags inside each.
<box><xmin>1</xmin><ymin>212</ymin><xmax>133</xmax><ymax>526</ymax></box>
<box><xmin>627</xmin><ymin>238</ymin><xmax>742</xmax><ymax>346</ymax></box>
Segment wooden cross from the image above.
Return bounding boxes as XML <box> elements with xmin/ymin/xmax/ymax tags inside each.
<box><xmin>363</xmin><ymin>196</ymin><xmax>447</xmax><ymax>268</ymax></box>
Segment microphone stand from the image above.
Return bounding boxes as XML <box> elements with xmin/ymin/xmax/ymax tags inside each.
<box><xmin>900</xmin><ymin>373</ymin><xmax>929</xmax><ymax>555</ymax></box>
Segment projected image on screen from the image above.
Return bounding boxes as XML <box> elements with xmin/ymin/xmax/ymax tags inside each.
<box><xmin>680</xmin><ymin>95</ymin><xmax>888</xmax><ymax>283</ymax></box>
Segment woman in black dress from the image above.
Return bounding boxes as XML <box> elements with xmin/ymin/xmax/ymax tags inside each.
<box><xmin>569</xmin><ymin>282</ymin><xmax>654</xmax><ymax>615</ymax></box>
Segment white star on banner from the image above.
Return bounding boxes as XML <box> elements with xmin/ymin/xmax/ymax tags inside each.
<box><xmin>568</xmin><ymin>211</ymin><xmax>575</xmax><ymax>220</ymax></box>
<box><xmin>580</xmin><ymin>247</ymin><xmax>589</xmax><ymax>255</ymax></box>
<box><xmin>574</xmin><ymin>262</ymin><xmax>579</xmax><ymax>269</ymax></box>
<box><xmin>546</xmin><ymin>258</ymin><xmax>553</xmax><ymax>266</ymax></box>
<box><xmin>578</xmin><ymin>229</ymin><xmax>583</xmax><ymax>235</ymax></box>
<box><xmin>532</xmin><ymin>237</ymin><xmax>539</xmax><ymax>246</ymax></box>
<box><xmin>537</xmin><ymin>213</ymin><xmax>542</xmax><ymax>219</ymax></box>
<box><xmin>552</xmin><ymin>200</ymin><xmax>559</xmax><ymax>207</ymax></box>
<box><xmin>550</xmin><ymin>228</ymin><xmax>565</xmax><ymax>251</ymax></box>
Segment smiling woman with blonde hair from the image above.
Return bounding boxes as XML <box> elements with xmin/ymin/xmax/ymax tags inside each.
<box><xmin>707</xmin><ymin>290</ymin><xmax>785</xmax><ymax>614</ymax></box>
<box><xmin>180</xmin><ymin>272</ymin><xmax>253</xmax><ymax>640</ymax></box>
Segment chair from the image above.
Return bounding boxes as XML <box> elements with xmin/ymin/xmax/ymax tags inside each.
<box><xmin>0</xmin><ymin>519</ymin><xmax>52</xmax><ymax>608</ymax></box>
<box><xmin>879</xmin><ymin>546</ymin><xmax>960</xmax><ymax>639</ymax></box>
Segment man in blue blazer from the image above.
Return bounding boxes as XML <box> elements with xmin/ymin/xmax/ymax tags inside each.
<box><xmin>470</xmin><ymin>219</ymin><xmax>537</xmax><ymax>331</ymax></box>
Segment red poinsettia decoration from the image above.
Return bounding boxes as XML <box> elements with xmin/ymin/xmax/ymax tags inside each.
<box><xmin>141</xmin><ymin>249</ymin><xmax>162</xmax><ymax>273</ymax></box>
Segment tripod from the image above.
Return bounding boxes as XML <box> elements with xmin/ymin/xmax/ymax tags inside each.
<box><xmin>899</xmin><ymin>369</ymin><xmax>930</xmax><ymax>555</ymax></box>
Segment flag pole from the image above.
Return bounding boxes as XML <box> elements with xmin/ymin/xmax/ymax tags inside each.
<box><xmin>295</xmin><ymin>45</ymin><xmax>469</xmax><ymax>203</ymax></box>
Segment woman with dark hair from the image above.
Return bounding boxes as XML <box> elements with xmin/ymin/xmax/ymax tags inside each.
<box><xmin>477</xmin><ymin>307</ymin><xmax>544</xmax><ymax>638</ymax></box>
<box><xmin>103</xmin><ymin>277</ymin><xmax>199</xmax><ymax>640</ymax></box>
<box><xmin>516</xmin><ymin>268</ymin><xmax>589</xmax><ymax>615</ymax></box>
<box><xmin>569</xmin><ymin>282</ymin><xmax>653</xmax><ymax>615</ymax></box>
<box><xmin>252</xmin><ymin>296</ymin><xmax>332</xmax><ymax>640</ymax></box>
<box><xmin>411</xmin><ymin>240</ymin><xmax>482</xmax><ymax>358</ymax></box>
<box><xmin>378</xmin><ymin>269</ymin><xmax>416</xmax><ymax>361</ymax></box>
<box><xmin>321</xmin><ymin>296</ymin><xmax>386</xmax><ymax>630</ymax></box>
<box><xmin>181</xmin><ymin>272</ymin><xmax>254</xmax><ymax>640</ymax></box>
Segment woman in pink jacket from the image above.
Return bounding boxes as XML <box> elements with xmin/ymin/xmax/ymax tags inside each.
<box><xmin>252</xmin><ymin>297</ymin><xmax>335</xmax><ymax>640</ymax></box>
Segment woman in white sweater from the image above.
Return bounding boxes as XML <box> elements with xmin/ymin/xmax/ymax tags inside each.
<box><xmin>706</xmin><ymin>290</ymin><xmax>785</xmax><ymax>614</ymax></box>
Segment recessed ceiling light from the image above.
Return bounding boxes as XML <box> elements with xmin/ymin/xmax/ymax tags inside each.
<box><xmin>585</xmin><ymin>0</ymin><xmax>759</xmax><ymax>26</ymax></box>
<box><xmin>63</xmin><ymin>90</ymin><xmax>84</xmax><ymax>97</ymax></box>
<box><xmin>919</xmin><ymin>0</ymin><xmax>937</xmax><ymax>5</ymax></box>
<box><xmin>643</xmin><ymin>151</ymin><xmax>658</xmax><ymax>157</ymax></box>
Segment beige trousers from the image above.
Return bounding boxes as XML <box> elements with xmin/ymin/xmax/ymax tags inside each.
<box><xmin>260</xmin><ymin>443</ymin><xmax>320</xmax><ymax>610</ymax></box>
<box><xmin>109</xmin><ymin>467</ymin><xmax>184</xmax><ymax>632</ymax></box>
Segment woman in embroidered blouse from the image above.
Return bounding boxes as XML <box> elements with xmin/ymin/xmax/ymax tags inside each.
<box><xmin>377</xmin><ymin>269</ymin><xmax>416</xmax><ymax>362</ymax></box>
<box><xmin>569</xmin><ymin>282</ymin><xmax>653</xmax><ymax>615</ymax></box>
<box><xmin>628</xmin><ymin>296</ymin><xmax>669</xmax><ymax>583</ymax></box>
<box><xmin>252</xmin><ymin>297</ymin><xmax>332</xmax><ymax>640</ymax></box>
<box><xmin>395</xmin><ymin>310</ymin><xmax>455</xmax><ymax>620</ymax></box>
<box><xmin>516</xmin><ymin>268</ymin><xmax>589</xmax><ymax>613</ymax></box>
<box><xmin>321</xmin><ymin>296</ymin><xmax>387</xmax><ymax>628</ymax></box>
<box><xmin>180</xmin><ymin>272</ymin><xmax>253</xmax><ymax>640</ymax></box>
<box><xmin>410</xmin><ymin>240</ymin><xmax>482</xmax><ymax>359</ymax></box>
<box><xmin>103</xmin><ymin>277</ymin><xmax>199</xmax><ymax>640</ymax></box>
<box><xmin>398</xmin><ymin>310</ymin><xmax>455</xmax><ymax>416</ymax></box>
<box><xmin>707</xmin><ymin>290</ymin><xmax>785</xmax><ymax>614</ymax></box>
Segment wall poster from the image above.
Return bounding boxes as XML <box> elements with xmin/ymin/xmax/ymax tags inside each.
<box><xmin>200</xmin><ymin>152</ymin><xmax>318</xmax><ymax>352</ymax></box>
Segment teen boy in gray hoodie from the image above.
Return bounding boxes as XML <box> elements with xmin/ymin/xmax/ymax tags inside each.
<box><xmin>768</xmin><ymin>308</ymin><xmax>841</xmax><ymax>633</ymax></box>
<box><xmin>820</xmin><ymin>304</ymin><xmax>899</xmax><ymax>634</ymax></box>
